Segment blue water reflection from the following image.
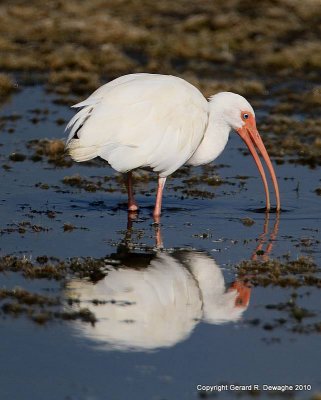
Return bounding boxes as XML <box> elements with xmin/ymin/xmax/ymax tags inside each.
<box><xmin>65</xmin><ymin>214</ymin><xmax>278</xmax><ymax>351</ymax></box>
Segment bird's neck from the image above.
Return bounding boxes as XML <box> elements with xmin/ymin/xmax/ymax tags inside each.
<box><xmin>187</xmin><ymin>108</ymin><xmax>231</xmax><ymax>166</ymax></box>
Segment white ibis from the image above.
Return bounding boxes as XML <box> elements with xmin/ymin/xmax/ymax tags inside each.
<box><xmin>65</xmin><ymin>73</ymin><xmax>280</xmax><ymax>217</ymax></box>
<box><xmin>65</xmin><ymin>213</ymin><xmax>279</xmax><ymax>351</ymax></box>
<box><xmin>67</xmin><ymin>251</ymin><xmax>250</xmax><ymax>351</ymax></box>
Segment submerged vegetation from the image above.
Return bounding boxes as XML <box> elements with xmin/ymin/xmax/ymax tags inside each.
<box><xmin>0</xmin><ymin>1</ymin><xmax>319</xmax><ymax>329</ymax></box>
<box><xmin>0</xmin><ymin>252</ymin><xmax>320</xmax><ymax>332</ymax></box>
<box><xmin>236</xmin><ymin>256</ymin><xmax>321</xmax><ymax>288</ymax></box>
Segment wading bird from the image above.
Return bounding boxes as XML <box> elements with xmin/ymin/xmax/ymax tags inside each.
<box><xmin>67</xmin><ymin>250</ymin><xmax>251</xmax><ymax>351</ymax></box>
<box><xmin>65</xmin><ymin>74</ymin><xmax>280</xmax><ymax>218</ymax></box>
<box><xmin>65</xmin><ymin>213</ymin><xmax>279</xmax><ymax>351</ymax></box>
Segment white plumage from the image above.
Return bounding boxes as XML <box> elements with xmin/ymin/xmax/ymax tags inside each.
<box><xmin>66</xmin><ymin>251</ymin><xmax>250</xmax><ymax>351</ymax></box>
<box><xmin>66</xmin><ymin>74</ymin><xmax>208</xmax><ymax>177</ymax></box>
<box><xmin>65</xmin><ymin>73</ymin><xmax>280</xmax><ymax>216</ymax></box>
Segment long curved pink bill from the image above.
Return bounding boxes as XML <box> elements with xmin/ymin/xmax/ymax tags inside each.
<box><xmin>239</xmin><ymin>131</ymin><xmax>271</xmax><ymax>210</ymax></box>
<box><xmin>249</xmin><ymin>128</ymin><xmax>281</xmax><ymax>211</ymax></box>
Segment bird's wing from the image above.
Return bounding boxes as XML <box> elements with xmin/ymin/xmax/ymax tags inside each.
<box><xmin>65</xmin><ymin>73</ymin><xmax>149</xmax><ymax>141</ymax></box>
<box><xmin>66</xmin><ymin>74</ymin><xmax>208</xmax><ymax>176</ymax></box>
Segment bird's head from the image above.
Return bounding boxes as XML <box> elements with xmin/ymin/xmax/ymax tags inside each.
<box><xmin>210</xmin><ymin>92</ymin><xmax>280</xmax><ymax>211</ymax></box>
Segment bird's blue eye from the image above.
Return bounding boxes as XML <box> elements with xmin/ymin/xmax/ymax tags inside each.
<box><xmin>243</xmin><ymin>113</ymin><xmax>249</xmax><ymax>120</ymax></box>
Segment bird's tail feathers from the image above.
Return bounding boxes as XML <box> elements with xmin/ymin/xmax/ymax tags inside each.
<box><xmin>66</xmin><ymin>139</ymin><xmax>98</xmax><ymax>162</ymax></box>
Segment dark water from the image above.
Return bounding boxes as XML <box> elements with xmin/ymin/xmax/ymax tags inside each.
<box><xmin>0</xmin><ymin>87</ymin><xmax>320</xmax><ymax>400</ymax></box>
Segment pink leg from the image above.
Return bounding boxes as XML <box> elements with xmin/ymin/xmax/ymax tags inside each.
<box><xmin>153</xmin><ymin>176</ymin><xmax>166</xmax><ymax>222</ymax></box>
<box><xmin>124</xmin><ymin>172</ymin><xmax>138</xmax><ymax>212</ymax></box>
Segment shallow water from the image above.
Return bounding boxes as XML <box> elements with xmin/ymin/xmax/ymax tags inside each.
<box><xmin>0</xmin><ymin>87</ymin><xmax>320</xmax><ymax>399</ymax></box>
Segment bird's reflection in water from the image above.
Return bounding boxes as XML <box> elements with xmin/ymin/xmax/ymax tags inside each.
<box><xmin>66</xmin><ymin>213</ymin><xmax>279</xmax><ymax>351</ymax></box>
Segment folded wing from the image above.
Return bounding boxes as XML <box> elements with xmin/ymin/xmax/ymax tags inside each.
<box><xmin>65</xmin><ymin>74</ymin><xmax>208</xmax><ymax>176</ymax></box>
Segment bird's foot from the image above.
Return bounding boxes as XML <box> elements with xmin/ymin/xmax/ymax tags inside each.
<box><xmin>128</xmin><ymin>203</ymin><xmax>139</xmax><ymax>212</ymax></box>
<box><xmin>153</xmin><ymin>212</ymin><xmax>161</xmax><ymax>225</ymax></box>
<box><xmin>127</xmin><ymin>210</ymin><xmax>138</xmax><ymax>222</ymax></box>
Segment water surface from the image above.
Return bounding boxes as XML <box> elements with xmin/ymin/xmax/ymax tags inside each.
<box><xmin>0</xmin><ymin>87</ymin><xmax>320</xmax><ymax>400</ymax></box>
